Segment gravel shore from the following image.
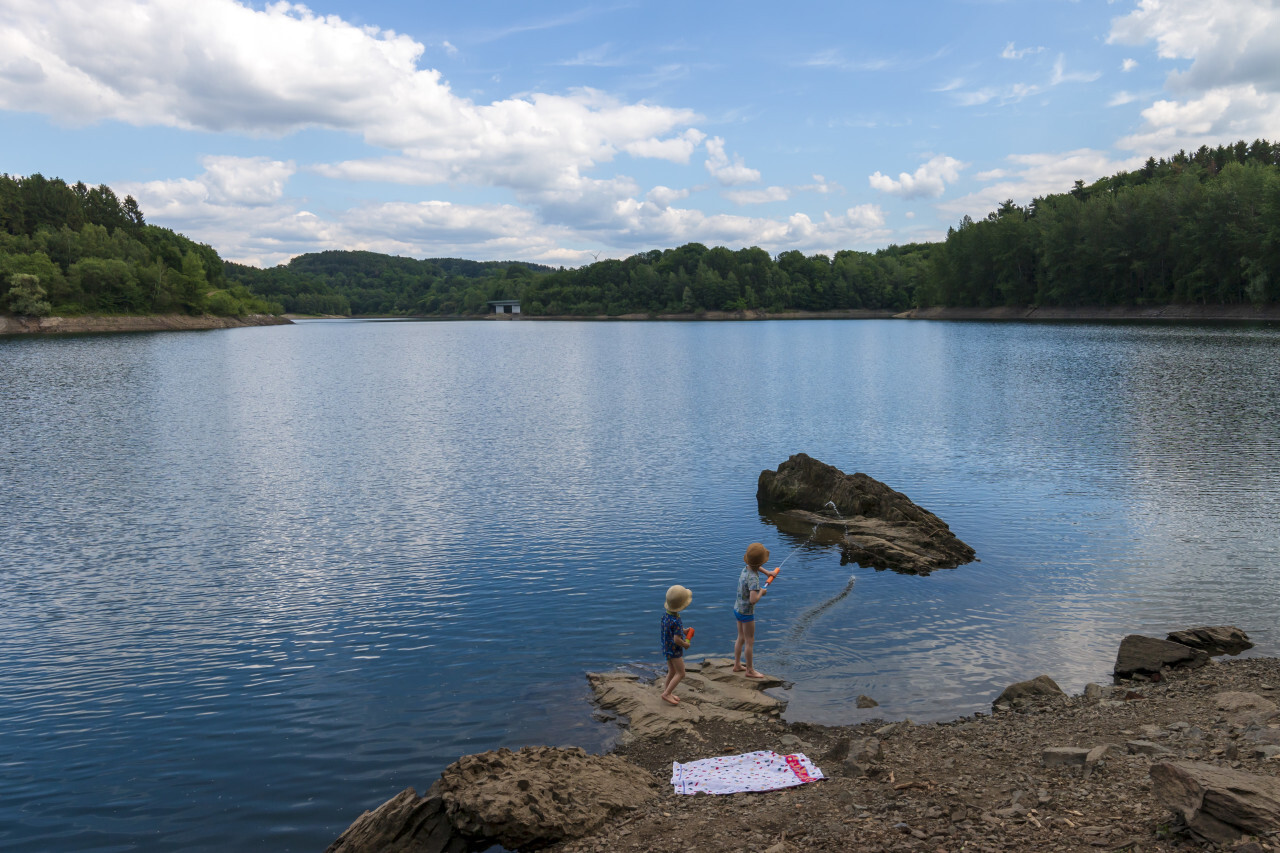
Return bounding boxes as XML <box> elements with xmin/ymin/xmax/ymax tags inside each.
<box><xmin>554</xmin><ymin>656</ymin><xmax>1280</xmax><ymax>853</ymax></box>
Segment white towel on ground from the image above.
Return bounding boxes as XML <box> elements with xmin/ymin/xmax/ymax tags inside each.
<box><xmin>670</xmin><ymin>750</ymin><xmax>825</xmax><ymax>795</ymax></box>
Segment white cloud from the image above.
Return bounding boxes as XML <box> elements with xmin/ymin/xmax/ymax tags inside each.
<box><xmin>869</xmin><ymin>155</ymin><xmax>965</xmax><ymax>199</ymax></box>
<box><xmin>935</xmin><ymin>149</ymin><xmax>1145</xmax><ymax>222</ymax></box>
<box><xmin>0</xmin><ymin>0</ymin><xmax>702</xmax><ymax>201</ymax></box>
<box><xmin>1050</xmin><ymin>54</ymin><xmax>1101</xmax><ymax>86</ymax></box>
<box><xmin>623</xmin><ymin>128</ymin><xmax>707</xmax><ymax>163</ymax></box>
<box><xmin>724</xmin><ymin>186</ymin><xmax>791</xmax><ymax>205</ymax></box>
<box><xmin>1108</xmin><ymin>0</ymin><xmax>1280</xmax><ymax>152</ymax></box>
<box><xmin>1001</xmin><ymin>42</ymin><xmax>1044</xmax><ymax>60</ymax></box>
<box><xmin>1108</xmin><ymin>90</ymin><xmax>1140</xmax><ymax>107</ymax></box>
<box><xmin>704</xmin><ymin>137</ymin><xmax>761</xmax><ymax>186</ymax></box>
<box><xmin>646</xmin><ymin>186</ymin><xmax>690</xmax><ymax>207</ymax></box>
<box><xmin>1122</xmin><ymin>58</ymin><xmax>1139</xmax><ymax>72</ymax></box>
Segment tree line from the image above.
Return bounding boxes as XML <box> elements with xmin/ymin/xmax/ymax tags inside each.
<box><xmin>224</xmin><ymin>251</ymin><xmax>555</xmax><ymax>316</ymax></box>
<box><xmin>9</xmin><ymin>139</ymin><xmax>1276</xmax><ymax>320</ymax></box>
<box><xmin>1</xmin><ymin>173</ymin><xmax>281</xmax><ymax>317</ymax></box>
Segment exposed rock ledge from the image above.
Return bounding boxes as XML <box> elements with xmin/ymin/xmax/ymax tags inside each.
<box><xmin>0</xmin><ymin>313</ymin><xmax>291</xmax><ymax>335</ymax></box>
<box><xmin>587</xmin><ymin>658</ymin><xmax>786</xmax><ymax>746</ymax></box>
<box><xmin>757</xmin><ymin>453</ymin><xmax>976</xmax><ymax>574</ymax></box>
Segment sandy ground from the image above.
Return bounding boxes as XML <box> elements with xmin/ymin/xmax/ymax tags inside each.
<box><xmin>0</xmin><ymin>313</ymin><xmax>290</xmax><ymax>335</ymax></box>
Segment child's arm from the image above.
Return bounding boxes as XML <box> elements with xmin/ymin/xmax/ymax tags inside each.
<box><xmin>674</xmin><ymin>632</ymin><xmax>692</xmax><ymax>649</ymax></box>
<box><xmin>764</xmin><ymin>567</ymin><xmax>781</xmax><ymax>581</ymax></box>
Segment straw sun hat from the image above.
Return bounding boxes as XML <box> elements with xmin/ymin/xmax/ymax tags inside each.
<box><xmin>744</xmin><ymin>542</ymin><xmax>770</xmax><ymax>567</ymax></box>
<box><xmin>665</xmin><ymin>584</ymin><xmax>693</xmax><ymax>612</ymax></box>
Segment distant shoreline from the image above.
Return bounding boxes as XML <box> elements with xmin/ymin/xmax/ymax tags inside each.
<box><xmin>0</xmin><ymin>314</ymin><xmax>292</xmax><ymax>336</ymax></box>
<box><xmin>478</xmin><ymin>304</ymin><xmax>1280</xmax><ymax>322</ymax></box>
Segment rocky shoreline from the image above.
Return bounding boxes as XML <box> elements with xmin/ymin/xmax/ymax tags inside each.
<box><xmin>330</xmin><ymin>629</ymin><xmax>1280</xmax><ymax>853</ymax></box>
<box><xmin>0</xmin><ymin>313</ymin><xmax>291</xmax><ymax>335</ymax></box>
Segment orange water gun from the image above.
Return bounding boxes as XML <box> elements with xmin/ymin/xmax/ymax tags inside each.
<box><xmin>684</xmin><ymin>627</ymin><xmax>695</xmax><ymax>643</ymax></box>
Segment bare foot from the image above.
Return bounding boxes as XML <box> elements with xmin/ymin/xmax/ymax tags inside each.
<box><xmin>746</xmin><ymin>670</ymin><xmax>765</xmax><ymax>679</ymax></box>
<box><xmin>660</xmin><ymin>693</ymin><xmax>679</xmax><ymax>706</ymax></box>
<box><xmin>732</xmin><ymin>665</ymin><xmax>746</xmax><ymax>672</ymax></box>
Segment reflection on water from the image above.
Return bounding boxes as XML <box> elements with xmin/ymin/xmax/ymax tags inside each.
<box><xmin>1</xmin><ymin>319</ymin><xmax>1278</xmax><ymax>851</ymax></box>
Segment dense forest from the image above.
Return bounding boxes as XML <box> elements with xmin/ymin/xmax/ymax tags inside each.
<box><xmin>7</xmin><ymin>139</ymin><xmax>1277</xmax><ymax>320</ymax></box>
<box><xmin>228</xmin><ymin>139</ymin><xmax>1279</xmax><ymax>318</ymax></box>
<box><xmin>224</xmin><ymin>252</ymin><xmax>554</xmax><ymax>316</ymax></box>
<box><xmin>0</xmin><ymin>173</ymin><xmax>280</xmax><ymax>317</ymax></box>
<box><xmin>924</xmin><ymin>139</ymin><xmax>1280</xmax><ymax>308</ymax></box>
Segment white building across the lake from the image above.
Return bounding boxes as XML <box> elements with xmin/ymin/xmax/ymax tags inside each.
<box><xmin>487</xmin><ymin>300</ymin><xmax>521</xmax><ymax>315</ymax></box>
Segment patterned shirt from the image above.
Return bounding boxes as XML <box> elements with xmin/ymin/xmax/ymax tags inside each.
<box><xmin>735</xmin><ymin>566</ymin><xmax>762</xmax><ymax>616</ymax></box>
<box><xmin>661</xmin><ymin>611</ymin><xmax>685</xmax><ymax>659</ymax></box>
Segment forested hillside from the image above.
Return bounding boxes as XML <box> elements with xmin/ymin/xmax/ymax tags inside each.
<box><xmin>224</xmin><ymin>252</ymin><xmax>554</xmax><ymax>316</ymax></box>
<box><xmin>923</xmin><ymin>140</ymin><xmax>1280</xmax><ymax>308</ymax></box>
<box><xmin>0</xmin><ymin>174</ymin><xmax>280</xmax><ymax>317</ymax></box>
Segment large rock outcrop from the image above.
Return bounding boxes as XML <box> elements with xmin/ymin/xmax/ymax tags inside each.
<box><xmin>756</xmin><ymin>454</ymin><xmax>976</xmax><ymax>574</ymax></box>
<box><xmin>1151</xmin><ymin>761</ymin><xmax>1280</xmax><ymax>844</ymax></box>
<box><xmin>326</xmin><ymin>747</ymin><xmax>660</xmax><ymax>853</ymax></box>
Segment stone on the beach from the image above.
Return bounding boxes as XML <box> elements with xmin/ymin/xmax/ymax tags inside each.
<box><xmin>439</xmin><ymin>746</ymin><xmax>660</xmax><ymax>850</ymax></box>
<box><xmin>1042</xmin><ymin>747</ymin><xmax>1092</xmax><ymax>767</ymax></box>
<box><xmin>586</xmin><ymin>658</ymin><xmax>785</xmax><ymax>745</ymax></box>
<box><xmin>993</xmin><ymin>674</ymin><xmax>1065</xmax><ymax>707</ymax></box>
<box><xmin>756</xmin><ymin>453</ymin><xmax>976</xmax><ymax>574</ymax></box>
<box><xmin>1113</xmin><ymin>634</ymin><xmax>1209</xmax><ymax>679</ymax></box>
<box><xmin>1150</xmin><ymin>761</ymin><xmax>1280</xmax><ymax>844</ymax></box>
<box><xmin>1167</xmin><ymin>626</ymin><xmax>1254</xmax><ymax>656</ymax></box>
<box><xmin>1127</xmin><ymin>740</ymin><xmax>1172</xmax><ymax>756</ymax></box>
<box><xmin>1215</xmin><ymin>691</ymin><xmax>1279</xmax><ymax>724</ymax></box>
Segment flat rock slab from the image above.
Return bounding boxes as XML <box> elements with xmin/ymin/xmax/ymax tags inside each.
<box><xmin>1114</xmin><ymin>634</ymin><xmax>1209</xmax><ymax>678</ymax></box>
<box><xmin>1151</xmin><ymin>761</ymin><xmax>1280</xmax><ymax>844</ymax></box>
<box><xmin>1168</xmin><ymin>626</ymin><xmax>1254</xmax><ymax>656</ymax></box>
<box><xmin>756</xmin><ymin>453</ymin><xmax>975</xmax><ymax>575</ymax></box>
<box><xmin>588</xmin><ymin>658</ymin><xmax>785</xmax><ymax>745</ymax></box>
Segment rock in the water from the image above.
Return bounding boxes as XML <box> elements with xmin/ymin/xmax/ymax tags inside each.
<box><xmin>993</xmin><ymin>674</ymin><xmax>1065</xmax><ymax>707</ymax></box>
<box><xmin>756</xmin><ymin>454</ymin><xmax>976</xmax><ymax>574</ymax></box>
<box><xmin>1150</xmin><ymin>761</ymin><xmax>1280</xmax><ymax>844</ymax></box>
<box><xmin>856</xmin><ymin>695</ymin><xmax>879</xmax><ymax>708</ymax></box>
<box><xmin>325</xmin><ymin>783</ymin><xmax>470</xmax><ymax>853</ymax></box>
<box><xmin>440</xmin><ymin>746</ymin><xmax>660</xmax><ymax>850</ymax></box>
<box><xmin>1167</xmin><ymin>626</ymin><xmax>1254</xmax><ymax>656</ymax></box>
<box><xmin>1114</xmin><ymin>635</ymin><xmax>1209</xmax><ymax>679</ymax></box>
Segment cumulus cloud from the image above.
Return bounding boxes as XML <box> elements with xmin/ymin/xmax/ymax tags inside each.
<box><xmin>1122</xmin><ymin>58</ymin><xmax>1139</xmax><ymax>72</ymax></box>
<box><xmin>869</xmin><ymin>155</ymin><xmax>965</xmax><ymax>199</ymax></box>
<box><xmin>1108</xmin><ymin>0</ymin><xmax>1280</xmax><ymax>151</ymax></box>
<box><xmin>934</xmin><ymin>149</ymin><xmax>1145</xmax><ymax>222</ymax></box>
<box><xmin>704</xmin><ymin>137</ymin><xmax>761</xmax><ymax>186</ymax></box>
<box><xmin>0</xmin><ymin>0</ymin><xmax>701</xmax><ymax>196</ymax></box>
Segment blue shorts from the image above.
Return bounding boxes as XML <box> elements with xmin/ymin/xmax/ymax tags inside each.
<box><xmin>734</xmin><ymin>609</ymin><xmax>754</xmax><ymax>623</ymax></box>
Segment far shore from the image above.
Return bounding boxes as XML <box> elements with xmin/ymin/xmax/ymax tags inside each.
<box><xmin>452</xmin><ymin>303</ymin><xmax>1280</xmax><ymax>323</ymax></box>
<box><xmin>0</xmin><ymin>313</ymin><xmax>292</xmax><ymax>336</ymax></box>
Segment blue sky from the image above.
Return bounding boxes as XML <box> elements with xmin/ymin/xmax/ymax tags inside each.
<box><xmin>3</xmin><ymin>0</ymin><xmax>1279</xmax><ymax>267</ymax></box>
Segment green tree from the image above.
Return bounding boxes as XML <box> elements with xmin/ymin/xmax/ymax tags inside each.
<box><xmin>5</xmin><ymin>273</ymin><xmax>51</xmax><ymax>316</ymax></box>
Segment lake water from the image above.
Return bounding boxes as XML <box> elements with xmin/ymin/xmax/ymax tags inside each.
<box><xmin>2</xmin><ymin>318</ymin><xmax>1278</xmax><ymax>851</ymax></box>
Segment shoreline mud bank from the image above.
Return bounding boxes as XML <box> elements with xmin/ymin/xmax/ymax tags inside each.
<box><xmin>332</xmin><ymin>634</ymin><xmax>1280</xmax><ymax>853</ymax></box>
<box><xmin>0</xmin><ymin>313</ymin><xmax>291</xmax><ymax>336</ymax></box>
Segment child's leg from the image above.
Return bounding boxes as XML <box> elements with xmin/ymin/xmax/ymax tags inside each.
<box><xmin>733</xmin><ymin>620</ymin><xmax>747</xmax><ymax>670</ymax></box>
<box><xmin>661</xmin><ymin>657</ymin><xmax>686</xmax><ymax>705</ymax></box>
<box><xmin>742</xmin><ymin>621</ymin><xmax>764</xmax><ymax>678</ymax></box>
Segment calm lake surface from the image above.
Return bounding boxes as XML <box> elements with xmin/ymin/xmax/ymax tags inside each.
<box><xmin>2</xmin><ymin>318</ymin><xmax>1278</xmax><ymax>851</ymax></box>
